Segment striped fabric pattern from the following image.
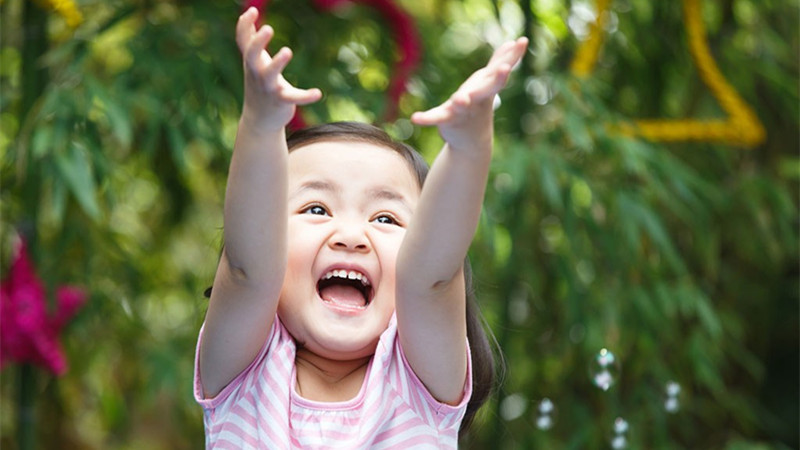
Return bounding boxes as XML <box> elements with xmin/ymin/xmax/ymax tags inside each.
<box><xmin>194</xmin><ymin>315</ymin><xmax>471</xmax><ymax>449</ymax></box>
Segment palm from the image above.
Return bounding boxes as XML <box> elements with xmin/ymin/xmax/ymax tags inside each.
<box><xmin>411</xmin><ymin>38</ymin><xmax>528</xmax><ymax>149</ymax></box>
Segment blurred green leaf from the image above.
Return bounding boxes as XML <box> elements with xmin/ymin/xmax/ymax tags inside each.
<box><xmin>166</xmin><ymin>125</ymin><xmax>188</xmax><ymax>174</ymax></box>
<box><xmin>695</xmin><ymin>294</ymin><xmax>723</xmax><ymax>340</ymax></box>
<box><xmin>31</xmin><ymin>124</ymin><xmax>52</xmax><ymax>159</ymax></box>
<box><xmin>53</xmin><ymin>142</ymin><xmax>101</xmax><ymax>221</ymax></box>
<box><xmin>87</xmin><ymin>76</ymin><xmax>133</xmax><ymax>148</ymax></box>
<box><xmin>537</xmin><ymin>150</ymin><xmax>563</xmax><ymax>210</ymax></box>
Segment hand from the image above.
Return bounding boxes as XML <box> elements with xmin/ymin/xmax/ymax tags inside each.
<box><xmin>236</xmin><ymin>7</ymin><xmax>322</xmax><ymax>130</ymax></box>
<box><xmin>411</xmin><ymin>37</ymin><xmax>528</xmax><ymax>151</ymax></box>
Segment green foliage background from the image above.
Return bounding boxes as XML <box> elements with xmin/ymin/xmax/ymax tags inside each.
<box><xmin>1</xmin><ymin>0</ymin><xmax>797</xmax><ymax>448</ymax></box>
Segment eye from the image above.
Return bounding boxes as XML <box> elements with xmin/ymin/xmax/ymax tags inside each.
<box><xmin>302</xmin><ymin>204</ymin><xmax>329</xmax><ymax>216</ymax></box>
<box><xmin>372</xmin><ymin>214</ymin><xmax>400</xmax><ymax>226</ymax></box>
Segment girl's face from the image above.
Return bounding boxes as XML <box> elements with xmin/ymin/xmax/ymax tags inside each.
<box><xmin>279</xmin><ymin>140</ymin><xmax>421</xmax><ymax>361</ymax></box>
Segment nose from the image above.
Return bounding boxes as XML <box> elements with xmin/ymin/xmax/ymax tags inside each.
<box><xmin>328</xmin><ymin>220</ymin><xmax>370</xmax><ymax>253</ymax></box>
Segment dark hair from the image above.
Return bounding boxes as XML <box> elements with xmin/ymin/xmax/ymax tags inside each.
<box><xmin>206</xmin><ymin>122</ymin><xmax>499</xmax><ymax>436</ymax></box>
<box><xmin>287</xmin><ymin>121</ymin><xmax>499</xmax><ymax>436</ymax></box>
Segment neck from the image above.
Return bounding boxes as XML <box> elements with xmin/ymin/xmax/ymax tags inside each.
<box><xmin>294</xmin><ymin>347</ymin><xmax>371</xmax><ymax>402</ymax></box>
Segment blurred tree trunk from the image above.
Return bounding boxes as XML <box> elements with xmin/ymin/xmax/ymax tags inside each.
<box><xmin>17</xmin><ymin>2</ymin><xmax>50</xmax><ymax>449</ymax></box>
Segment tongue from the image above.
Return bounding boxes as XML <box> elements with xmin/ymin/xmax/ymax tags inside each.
<box><xmin>320</xmin><ymin>285</ymin><xmax>365</xmax><ymax>308</ymax></box>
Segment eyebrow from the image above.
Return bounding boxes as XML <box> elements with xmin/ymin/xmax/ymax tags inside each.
<box><xmin>291</xmin><ymin>181</ymin><xmax>411</xmax><ymax>211</ymax></box>
<box><xmin>368</xmin><ymin>187</ymin><xmax>413</xmax><ymax>212</ymax></box>
<box><xmin>368</xmin><ymin>187</ymin><xmax>406</xmax><ymax>203</ymax></box>
<box><xmin>291</xmin><ymin>180</ymin><xmax>338</xmax><ymax>198</ymax></box>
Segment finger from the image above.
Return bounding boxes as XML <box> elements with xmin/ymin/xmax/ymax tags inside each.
<box><xmin>280</xmin><ymin>85</ymin><xmax>323</xmax><ymax>105</ymax></box>
<box><xmin>486</xmin><ymin>40</ymin><xmax>517</xmax><ymax>67</ymax></box>
<box><xmin>508</xmin><ymin>37</ymin><xmax>529</xmax><ymax>67</ymax></box>
<box><xmin>261</xmin><ymin>47</ymin><xmax>292</xmax><ymax>83</ymax></box>
<box><xmin>486</xmin><ymin>63</ymin><xmax>513</xmax><ymax>92</ymax></box>
<box><xmin>235</xmin><ymin>7</ymin><xmax>259</xmax><ymax>50</ymax></box>
<box><xmin>410</xmin><ymin>103</ymin><xmax>453</xmax><ymax>126</ymax></box>
<box><xmin>488</xmin><ymin>37</ymin><xmax>528</xmax><ymax>70</ymax></box>
<box><xmin>412</xmin><ymin>88</ymin><xmax>475</xmax><ymax>124</ymax></box>
<box><xmin>455</xmin><ymin>65</ymin><xmax>510</xmax><ymax>103</ymax></box>
<box><xmin>508</xmin><ymin>37</ymin><xmax>529</xmax><ymax>66</ymax></box>
<box><xmin>450</xmin><ymin>91</ymin><xmax>472</xmax><ymax>110</ymax></box>
<box><xmin>467</xmin><ymin>49</ymin><xmax>519</xmax><ymax>100</ymax></box>
<box><xmin>410</xmin><ymin>111</ymin><xmax>439</xmax><ymax>126</ymax></box>
<box><xmin>244</xmin><ymin>25</ymin><xmax>274</xmax><ymax>69</ymax></box>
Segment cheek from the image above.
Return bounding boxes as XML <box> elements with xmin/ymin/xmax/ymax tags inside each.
<box><xmin>286</xmin><ymin>223</ymin><xmax>322</xmax><ymax>263</ymax></box>
<box><xmin>373</xmin><ymin>231</ymin><xmax>406</xmax><ymax>273</ymax></box>
<box><xmin>282</xmin><ymin>225</ymin><xmax>322</xmax><ymax>298</ymax></box>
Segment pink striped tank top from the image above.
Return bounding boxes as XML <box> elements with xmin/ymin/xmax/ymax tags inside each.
<box><xmin>194</xmin><ymin>314</ymin><xmax>472</xmax><ymax>449</ymax></box>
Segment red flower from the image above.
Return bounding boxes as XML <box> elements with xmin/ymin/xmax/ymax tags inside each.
<box><xmin>349</xmin><ymin>0</ymin><xmax>421</xmax><ymax>120</ymax></box>
<box><xmin>0</xmin><ymin>238</ymin><xmax>86</xmax><ymax>376</ymax></box>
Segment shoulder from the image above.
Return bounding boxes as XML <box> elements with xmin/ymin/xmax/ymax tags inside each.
<box><xmin>194</xmin><ymin>316</ymin><xmax>295</xmax><ymax>409</ymax></box>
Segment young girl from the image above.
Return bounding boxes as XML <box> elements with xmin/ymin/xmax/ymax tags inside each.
<box><xmin>195</xmin><ymin>7</ymin><xmax>527</xmax><ymax>448</ymax></box>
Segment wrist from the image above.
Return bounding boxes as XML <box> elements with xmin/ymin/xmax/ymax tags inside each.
<box><xmin>443</xmin><ymin>142</ymin><xmax>493</xmax><ymax>171</ymax></box>
<box><xmin>240</xmin><ymin>105</ymin><xmax>291</xmax><ymax>135</ymax></box>
<box><xmin>444</xmin><ymin>130</ymin><xmax>493</xmax><ymax>160</ymax></box>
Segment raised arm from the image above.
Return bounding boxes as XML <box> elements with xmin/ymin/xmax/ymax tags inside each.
<box><xmin>199</xmin><ymin>8</ymin><xmax>322</xmax><ymax>398</ymax></box>
<box><xmin>396</xmin><ymin>38</ymin><xmax>528</xmax><ymax>404</ymax></box>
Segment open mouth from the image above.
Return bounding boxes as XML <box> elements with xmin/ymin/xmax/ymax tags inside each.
<box><xmin>317</xmin><ymin>269</ymin><xmax>373</xmax><ymax>309</ymax></box>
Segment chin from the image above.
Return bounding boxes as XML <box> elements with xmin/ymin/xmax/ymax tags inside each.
<box><xmin>307</xmin><ymin>336</ymin><xmax>379</xmax><ymax>361</ymax></box>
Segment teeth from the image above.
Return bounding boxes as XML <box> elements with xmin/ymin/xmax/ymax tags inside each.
<box><xmin>323</xmin><ymin>269</ymin><xmax>370</xmax><ymax>286</ymax></box>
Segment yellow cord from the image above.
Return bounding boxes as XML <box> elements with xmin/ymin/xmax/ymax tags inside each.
<box><xmin>570</xmin><ymin>0</ymin><xmax>612</xmax><ymax>77</ymax></box>
<box><xmin>571</xmin><ymin>0</ymin><xmax>765</xmax><ymax>147</ymax></box>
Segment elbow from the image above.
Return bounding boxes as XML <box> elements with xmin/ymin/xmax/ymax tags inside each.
<box><xmin>397</xmin><ymin>262</ymin><xmax>464</xmax><ymax>297</ymax></box>
<box><xmin>219</xmin><ymin>247</ymin><xmax>284</xmax><ymax>290</ymax></box>
<box><xmin>226</xmin><ymin>261</ymin><xmax>250</xmax><ymax>283</ymax></box>
<box><xmin>220</xmin><ymin>248</ymin><xmax>252</xmax><ymax>283</ymax></box>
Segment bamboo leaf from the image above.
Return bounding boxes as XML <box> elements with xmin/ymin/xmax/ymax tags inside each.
<box><xmin>616</xmin><ymin>192</ymin><xmax>642</xmax><ymax>254</ymax></box>
<box><xmin>564</xmin><ymin>111</ymin><xmax>592</xmax><ymax>151</ymax></box>
<box><xmin>53</xmin><ymin>142</ymin><xmax>101</xmax><ymax>221</ymax></box>
<box><xmin>537</xmin><ymin>151</ymin><xmax>562</xmax><ymax>210</ymax></box>
<box><xmin>51</xmin><ymin>176</ymin><xmax>68</xmax><ymax>226</ymax></box>
<box><xmin>694</xmin><ymin>294</ymin><xmax>723</xmax><ymax>340</ymax></box>
<box><xmin>636</xmin><ymin>202</ymin><xmax>686</xmax><ymax>273</ymax></box>
<box><xmin>690</xmin><ymin>332</ymin><xmax>724</xmax><ymax>395</ymax></box>
<box><xmin>31</xmin><ymin>125</ymin><xmax>53</xmax><ymax>159</ymax></box>
<box><xmin>86</xmin><ymin>76</ymin><xmax>133</xmax><ymax>148</ymax></box>
<box><xmin>630</xmin><ymin>286</ymin><xmax>660</xmax><ymax>326</ymax></box>
<box><xmin>166</xmin><ymin>125</ymin><xmax>188</xmax><ymax>174</ymax></box>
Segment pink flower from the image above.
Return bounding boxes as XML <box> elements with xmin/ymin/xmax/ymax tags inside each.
<box><xmin>0</xmin><ymin>238</ymin><xmax>86</xmax><ymax>376</ymax></box>
<box><xmin>242</xmin><ymin>0</ymin><xmax>269</xmax><ymax>22</ymax></box>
